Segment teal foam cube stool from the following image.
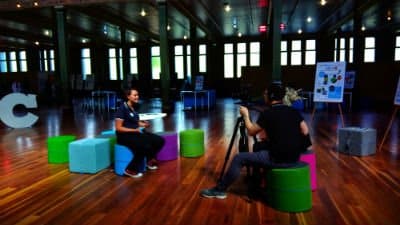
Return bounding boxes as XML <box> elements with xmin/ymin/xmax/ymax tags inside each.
<box><xmin>265</xmin><ymin>162</ymin><xmax>312</xmax><ymax>212</ymax></box>
<box><xmin>101</xmin><ymin>129</ymin><xmax>115</xmax><ymax>135</ymax></box>
<box><xmin>96</xmin><ymin>134</ymin><xmax>116</xmax><ymax>163</ymax></box>
<box><xmin>68</xmin><ymin>138</ymin><xmax>111</xmax><ymax>174</ymax></box>
<box><xmin>47</xmin><ymin>135</ymin><xmax>76</xmax><ymax>163</ymax></box>
<box><xmin>179</xmin><ymin>129</ymin><xmax>205</xmax><ymax>157</ymax></box>
<box><xmin>114</xmin><ymin>144</ymin><xmax>146</xmax><ymax>176</ymax></box>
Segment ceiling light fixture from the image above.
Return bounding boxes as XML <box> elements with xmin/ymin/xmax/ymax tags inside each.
<box><xmin>297</xmin><ymin>29</ymin><xmax>303</xmax><ymax>34</ymax></box>
<box><xmin>361</xmin><ymin>26</ymin><xmax>366</xmax><ymax>31</ymax></box>
<box><xmin>237</xmin><ymin>32</ymin><xmax>242</xmax><ymax>37</ymax></box>
<box><xmin>16</xmin><ymin>3</ymin><xmax>21</xmax><ymax>8</ymax></box>
<box><xmin>320</xmin><ymin>0</ymin><xmax>327</xmax><ymax>6</ymax></box>
<box><xmin>279</xmin><ymin>23</ymin><xmax>286</xmax><ymax>31</ymax></box>
<box><xmin>387</xmin><ymin>10</ymin><xmax>392</xmax><ymax>21</ymax></box>
<box><xmin>224</xmin><ymin>2</ymin><xmax>231</xmax><ymax>12</ymax></box>
<box><xmin>140</xmin><ymin>8</ymin><xmax>147</xmax><ymax>17</ymax></box>
<box><xmin>307</xmin><ymin>17</ymin><xmax>312</xmax><ymax>23</ymax></box>
<box><xmin>167</xmin><ymin>24</ymin><xmax>171</xmax><ymax>31</ymax></box>
<box><xmin>33</xmin><ymin>1</ymin><xmax>39</xmax><ymax>7</ymax></box>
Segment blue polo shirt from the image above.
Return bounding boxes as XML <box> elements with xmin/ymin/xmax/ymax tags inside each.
<box><xmin>114</xmin><ymin>102</ymin><xmax>140</xmax><ymax>129</ymax></box>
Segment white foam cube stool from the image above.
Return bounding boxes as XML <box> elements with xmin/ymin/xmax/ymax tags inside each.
<box><xmin>337</xmin><ymin>127</ymin><xmax>376</xmax><ymax>156</ymax></box>
<box><xmin>69</xmin><ymin>138</ymin><xmax>111</xmax><ymax>173</ymax></box>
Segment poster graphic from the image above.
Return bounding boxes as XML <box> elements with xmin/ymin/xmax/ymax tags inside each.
<box><xmin>394</xmin><ymin>76</ymin><xmax>400</xmax><ymax>106</ymax></box>
<box><xmin>194</xmin><ymin>75</ymin><xmax>204</xmax><ymax>91</ymax></box>
<box><xmin>344</xmin><ymin>71</ymin><xmax>356</xmax><ymax>89</ymax></box>
<box><xmin>313</xmin><ymin>61</ymin><xmax>346</xmax><ymax>103</ymax></box>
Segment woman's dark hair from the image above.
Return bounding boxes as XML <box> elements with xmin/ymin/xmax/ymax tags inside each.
<box><xmin>123</xmin><ymin>86</ymin><xmax>139</xmax><ymax>97</ymax></box>
<box><xmin>267</xmin><ymin>83</ymin><xmax>285</xmax><ymax>101</ymax></box>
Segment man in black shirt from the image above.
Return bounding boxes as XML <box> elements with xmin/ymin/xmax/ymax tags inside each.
<box><xmin>200</xmin><ymin>83</ymin><xmax>312</xmax><ymax>199</ymax></box>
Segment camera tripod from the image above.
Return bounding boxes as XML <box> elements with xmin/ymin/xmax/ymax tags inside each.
<box><xmin>218</xmin><ymin>116</ymin><xmax>250</xmax><ymax>181</ymax></box>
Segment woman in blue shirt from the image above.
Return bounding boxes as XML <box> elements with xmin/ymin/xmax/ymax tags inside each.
<box><xmin>114</xmin><ymin>87</ymin><xmax>165</xmax><ymax>178</ymax></box>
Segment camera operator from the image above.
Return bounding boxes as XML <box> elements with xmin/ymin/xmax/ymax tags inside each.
<box><xmin>200</xmin><ymin>83</ymin><xmax>312</xmax><ymax>199</ymax></box>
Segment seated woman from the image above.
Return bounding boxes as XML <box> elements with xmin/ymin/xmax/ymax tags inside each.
<box><xmin>114</xmin><ymin>87</ymin><xmax>165</xmax><ymax>178</ymax></box>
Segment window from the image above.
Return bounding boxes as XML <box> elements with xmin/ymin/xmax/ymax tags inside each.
<box><xmin>129</xmin><ymin>48</ymin><xmax>138</xmax><ymax>74</ymax></box>
<box><xmin>109</xmin><ymin>48</ymin><xmax>118</xmax><ymax>80</ymax></box>
<box><xmin>249</xmin><ymin>42</ymin><xmax>260</xmax><ymax>66</ymax></box>
<box><xmin>291</xmin><ymin>40</ymin><xmax>302</xmax><ymax>65</ymax></box>
<box><xmin>81</xmin><ymin>48</ymin><xmax>92</xmax><ymax>80</ymax></box>
<box><xmin>334</xmin><ymin>37</ymin><xmax>353</xmax><ymax>63</ymax></box>
<box><xmin>186</xmin><ymin>45</ymin><xmax>191</xmax><ymax>79</ymax></box>
<box><xmin>199</xmin><ymin>44</ymin><xmax>207</xmax><ymax>72</ymax></box>
<box><xmin>151</xmin><ymin>46</ymin><xmax>161</xmax><ymax>79</ymax></box>
<box><xmin>0</xmin><ymin>52</ymin><xmax>8</xmax><ymax>72</ymax></box>
<box><xmin>18</xmin><ymin>51</ymin><xmax>27</xmax><ymax>72</ymax></box>
<box><xmin>305</xmin><ymin>40</ymin><xmax>316</xmax><ymax>65</ymax></box>
<box><xmin>236</xmin><ymin>43</ymin><xmax>247</xmax><ymax>77</ymax></box>
<box><xmin>281</xmin><ymin>41</ymin><xmax>288</xmax><ymax>66</ymax></box>
<box><xmin>174</xmin><ymin>45</ymin><xmax>184</xmax><ymax>80</ymax></box>
<box><xmin>395</xmin><ymin>36</ymin><xmax>400</xmax><ymax>61</ymax></box>
<box><xmin>339</xmin><ymin>38</ymin><xmax>346</xmax><ymax>61</ymax></box>
<box><xmin>9</xmin><ymin>51</ymin><xmax>17</xmax><ymax>72</ymax></box>
<box><xmin>224</xmin><ymin>43</ymin><xmax>234</xmax><ymax>78</ymax></box>
<box><xmin>364</xmin><ymin>37</ymin><xmax>375</xmax><ymax>63</ymax></box>
<box><xmin>349</xmin><ymin>38</ymin><xmax>354</xmax><ymax>63</ymax></box>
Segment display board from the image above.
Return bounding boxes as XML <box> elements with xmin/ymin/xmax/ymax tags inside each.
<box><xmin>394</xmin><ymin>75</ymin><xmax>400</xmax><ymax>106</ymax></box>
<box><xmin>313</xmin><ymin>61</ymin><xmax>346</xmax><ymax>103</ymax></box>
<box><xmin>194</xmin><ymin>75</ymin><xmax>204</xmax><ymax>91</ymax></box>
<box><xmin>344</xmin><ymin>71</ymin><xmax>356</xmax><ymax>89</ymax></box>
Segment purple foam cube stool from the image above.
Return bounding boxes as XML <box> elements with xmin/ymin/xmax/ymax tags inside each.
<box><xmin>300</xmin><ymin>150</ymin><xmax>317</xmax><ymax>191</ymax></box>
<box><xmin>156</xmin><ymin>131</ymin><xmax>178</xmax><ymax>161</ymax></box>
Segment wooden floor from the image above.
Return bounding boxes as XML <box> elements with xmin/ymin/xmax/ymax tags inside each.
<box><xmin>1</xmin><ymin>98</ymin><xmax>399</xmax><ymax>225</ymax></box>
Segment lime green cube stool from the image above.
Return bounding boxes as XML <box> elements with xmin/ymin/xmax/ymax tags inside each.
<box><xmin>179</xmin><ymin>129</ymin><xmax>205</xmax><ymax>157</ymax></box>
<box><xmin>265</xmin><ymin>162</ymin><xmax>312</xmax><ymax>212</ymax></box>
<box><xmin>47</xmin><ymin>135</ymin><xmax>76</xmax><ymax>163</ymax></box>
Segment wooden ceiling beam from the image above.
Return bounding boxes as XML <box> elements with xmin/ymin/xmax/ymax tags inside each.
<box><xmin>73</xmin><ymin>5</ymin><xmax>160</xmax><ymax>42</ymax></box>
<box><xmin>168</xmin><ymin>0</ymin><xmax>221</xmax><ymax>41</ymax></box>
<box><xmin>321</xmin><ymin>0</ymin><xmax>379</xmax><ymax>34</ymax></box>
<box><xmin>0</xmin><ymin>0</ymin><xmax>157</xmax><ymax>11</ymax></box>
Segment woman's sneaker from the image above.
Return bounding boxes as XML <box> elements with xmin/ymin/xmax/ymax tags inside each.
<box><xmin>200</xmin><ymin>187</ymin><xmax>227</xmax><ymax>199</ymax></box>
<box><xmin>124</xmin><ymin>169</ymin><xmax>143</xmax><ymax>178</ymax></box>
<box><xmin>146</xmin><ymin>159</ymin><xmax>158</xmax><ymax>170</ymax></box>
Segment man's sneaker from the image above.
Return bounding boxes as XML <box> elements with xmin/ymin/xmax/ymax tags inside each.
<box><xmin>200</xmin><ymin>187</ymin><xmax>227</xmax><ymax>199</ymax></box>
<box><xmin>124</xmin><ymin>169</ymin><xmax>143</xmax><ymax>178</ymax></box>
<box><xmin>146</xmin><ymin>159</ymin><xmax>158</xmax><ymax>170</ymax></box>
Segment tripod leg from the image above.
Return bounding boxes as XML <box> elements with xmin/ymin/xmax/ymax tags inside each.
<box><xmin>219</xmin><ymin>117</ymin><xmax>242</xmax><ymax>181</ymax></box>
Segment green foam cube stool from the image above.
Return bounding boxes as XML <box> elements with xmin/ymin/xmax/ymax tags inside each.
<box><xmin>179</xmin><ymin>129</ymin><xmax>205</xmax><ymax>157</ymax></box>
<box><xmin>47</xmin><ymin>135</ymin><xmax>76</xmax><ymax>163</ymax></box>
<box><xmin>265</xmin><ymin>162</ymin><xmax>312</xmax><ymax>212</ymax></box>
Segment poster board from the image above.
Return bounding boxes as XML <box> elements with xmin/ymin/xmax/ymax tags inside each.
<box><xmin>394</xmin><ymin>75</ymin><xmax>400</xmax><ymax>106</ymax></box>
<box><xmin>194</xmin><ymin>75</ymin><xmax>204</xmax><ymax>91</ymax></box>
<box><xmin>313</xmin><ymin>61</ymin><xmax>346</xmax><ymax>103</ymax></box>
<box><xmin>344</xmin><ymin>71</ymin><xmax>356</xmax><ymax>89</ymax></box>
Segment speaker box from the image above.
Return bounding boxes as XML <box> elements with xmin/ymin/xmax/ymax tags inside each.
<box><xmin>337</xmin><ymin>127</ymin><xmax>376</xmax><ymax>156</ymax></box>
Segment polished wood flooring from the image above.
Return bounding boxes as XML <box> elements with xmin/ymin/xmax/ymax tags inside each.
<box><xmin>1</xmin><ymin>98</ymin><xmax>399</xmax><ymax>225</ymax></box>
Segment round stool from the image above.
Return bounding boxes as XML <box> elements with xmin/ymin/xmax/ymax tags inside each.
<box><xmin>179</xmin><ymin>129</ymin><xmax>205</xmax><ymax>157</ymax></box>
<box><xmin>47</xmin><ymin>135</ymin><xmax>76</xmax><ymax>163</ymax></box>
<box><xmin>114</xmin><ymin>144</ymin><xmax>146</xmax><ymax>176</ymax></box>
<box><xmin>300</xmin><ymin>150</ymin><xmax>317</xmax><ymax>191</ymax></box>
<box><xmin>156</xmin><ymin>132</ymin><xmax>178</xmax><ymax>161</ymax></box>
<box><xmin>265</xmin><ymin>162</ymin><xmax>312</xmax><ymax>212</ymax></box>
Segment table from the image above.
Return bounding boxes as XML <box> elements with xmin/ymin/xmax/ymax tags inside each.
<box><xmin>301</xmin><ymin>91</ymin><xmax>352</xmax><ymax>111</ymax></box>
<box><xmin>180</xmin><ymin>90</ymin><xmax>211</xmax><ymax>111</ymax></box>
<box><xmin>91</xmin><ymin>90</ymin><xmax>117</xmax><ymax>112</ymax></box>
<box><xmin>139</xmin><ymin>113</ymin><xmax>167</xmax><ymax>120</ymax></box>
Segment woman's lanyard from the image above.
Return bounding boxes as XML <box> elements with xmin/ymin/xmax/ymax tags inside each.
<box><xmin>124</xmin><ymin>102</ymin><xmax>136</xmax><ymax>118</ymax></box>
